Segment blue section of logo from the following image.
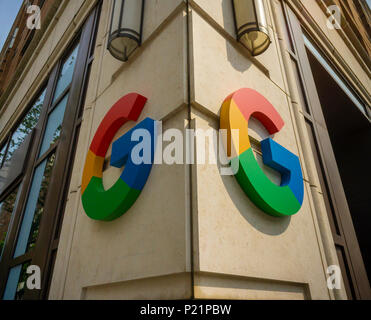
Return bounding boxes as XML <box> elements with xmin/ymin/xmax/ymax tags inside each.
<box><xmin>261</xmin><ymin>138</ymin><xmax>304</xmax><ymax>205</ymax></box>
<box><xmin>110</xmin><ymin>118</ymin><xmax>156</xmax><ymax>191</ymax></box>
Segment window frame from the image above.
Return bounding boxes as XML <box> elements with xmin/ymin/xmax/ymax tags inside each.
<box><xmin>281</xmin><ymin>0</ymin><xmax>370</xmax><ymax>300</ymax></box>
<box><xmin>0</xmin><ymin>3</ymin><xmax>101</xmax><ymax>300</ymax></box>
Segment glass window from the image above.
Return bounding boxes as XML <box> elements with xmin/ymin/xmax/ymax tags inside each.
<box><xmin>0</xmin><ymin>4</ymin><xmax>99</xmax><ymax>299</ymax></box>
<box><xmin>52</xmin><ymin>45</ymin><xmax>79</xmax><ymax>103</ymax></box>
<box><xmin>5</xmin><ymin>89</ymin><xmax>46</xmax><ymax>162</ymax></box>
<box><xmin>14</xmin><ymin>154</ymin><xmax>56</xmax><ymax>258</ymax></box>
<box><xmin>38</xmin><ymin>95</ymin><xmax>68</xmax><ymax>157</ymax></box>
<box><xmin>0</xmin><ymin>185</ymin><xmax>21</xmax><ymax>259</ymax></box>
<box><xmin>2</xmin><ymin>261</ymin><xmax>30</xmax><ymax>300</ymax></box>
<box><xmin>304</xmin><ymin>35</ymin><xmax>367</xmax><ymax>115</ymax></box>
<box><xmin>0</xmin><ymin>143</ymin><xmax>8</xmax><ymax>168</ymax></box>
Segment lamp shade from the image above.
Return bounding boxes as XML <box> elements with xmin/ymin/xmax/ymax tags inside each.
<box><xmin>233</xmin><ymin>0</ymin><xmax>271</xmax><ymax>56</ymax></box>
<box><xmin>108</xmin><ymin>0</ymin><xmax>145</xmax><ymax>61</ymax></box>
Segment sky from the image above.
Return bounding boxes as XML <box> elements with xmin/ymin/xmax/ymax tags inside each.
<box><xmin>0</xmin><ymin>0</ymin><xmax>23</xmax><ymax>52</ymax></box>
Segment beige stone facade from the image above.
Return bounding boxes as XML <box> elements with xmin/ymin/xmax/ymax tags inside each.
<box><xmin>0</xmin><ymin>0</ymin><xmax>370</xmax><ymax>300</ymax></box>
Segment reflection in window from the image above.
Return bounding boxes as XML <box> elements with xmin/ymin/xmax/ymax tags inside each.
<box><xmin>14</xmin><ymin>154</ymin><xmax>55</xmax><ymax>258</ymax></box>
<box><xmin>53</xmin><ymin>44</ymin><xmax>79</xmax><ymax>103</ymax></box>
<box><xmin>38</xmin><ymin>94</ymin><xmax>68</xmax><ymax>157</ymax></box>
<box><xmin>27</xmin><ymin>155</ymin><xmax>55</xmax><ymax>251</ymax></box>
<box><xmin>0</xmin><ymin>185</ymin><xmax>21</xmax><ymax>259</ymax></box>
<box><xmin>3</xmin><ymin>261</ymin><xmax>30</xmax><ymax>300</ymax></box>
<box><xmin>0</xmin><ymin>143</ymin><xmax>7</xmax><ymax>168</ymax></box>
<box><xmin>5</xmin><ymin>89</ymin><xmax>46</xmax><ymax>162</ymax></box>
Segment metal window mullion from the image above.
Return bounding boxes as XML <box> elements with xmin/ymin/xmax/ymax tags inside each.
<box><xmin>48</xmin><ymin>86</ymin><xmax>71</xmax><ymax>114</ymax></box>
<box><xmin>34</xmin><ymin>143</ymin><xmax>58</xmax><ymax>168</ymax></box>
<box><xmin>8</xmin><ymin>251</ymin><xmax>33</xmax><ymax>269</ymax></box>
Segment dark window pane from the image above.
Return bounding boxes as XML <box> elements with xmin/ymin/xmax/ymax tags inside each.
<box><xmin>14</xmin><ymin>154</ymin><xmax>56</xmax><ymax>258</ymax></box>
<box><xmin>336</xmin><ymin>245</ymin><xmax>356</xmax><ymax>300</ymax></box>
<box><xmin>2</xmin><ymin>261</ymin><xmax>30</xmax><ymax>300</ymax></box>
<box><xmin>44</xmin><ymin>249</ymin><xmax>57</xmax><ymax>299</ymax></box>
<box><xmin>304</xmin><ymin>36</ymin><xmax>367</xmax><ymax>115</ymax></box>
<box><xmin>0</xmin><ymin>185</ymin><xmax>21</xmax><ymax>260</ymax></box>
<box><xmin>52</xmin><ymin>44</ymin><xmax>79</xmax><ymax>103</ymax></box>
<box><xmin>6</xmin><ymin>89</ymin><xmax>46</xmax><ymax>161</ymax></box>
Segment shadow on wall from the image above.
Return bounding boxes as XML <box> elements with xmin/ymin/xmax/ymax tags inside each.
<box><xmin>212</xmin><ymin>110</ymin><xmax>291</xmax><ymax>235</ymax></box>
<box><xmin>220</xmin><ymin>168</ymin><xmax>291</xmax><ymax>236</ymax></box>
<box><xmin>221</xmin><ymin>0</ymin><xmax>274</xmax><ymax>77</ymax></box>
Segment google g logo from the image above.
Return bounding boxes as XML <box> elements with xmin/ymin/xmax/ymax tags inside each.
<box><xmin>81</xmin><ymin>93</ymin><xmax>156</xmax><ymax>221</ymax></box>
<box><xmin>81</xmin><ymin>89</ymin><xmax>303</xmax><ymax>221</ymax></box>
<box><xmin>220</xmin><ymin>88</ymin><xmax>304</xmax><ymax>217</ymax></box>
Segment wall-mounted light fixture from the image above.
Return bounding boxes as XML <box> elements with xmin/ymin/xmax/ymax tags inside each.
<box><xmin>232</xmin><ymin>0</ymin><xmax>271</xmax><ymax>56</ymax></box>
<box><xmin>108</xmin><ymin>0</ymin><xmax>145</xmax><ymax>62</ymax></box>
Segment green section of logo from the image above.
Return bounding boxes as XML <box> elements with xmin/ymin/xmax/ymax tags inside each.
<box><xmin>82</xmin><ymin>177</ymin><xmax>141</xmax><ymax>221</ymax></box>
<box><xmin>231</xmin><ymin>148</ymin><xmax>301</xmax><ymax>217</ymax></box>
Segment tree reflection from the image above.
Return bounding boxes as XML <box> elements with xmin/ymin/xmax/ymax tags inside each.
<box><xmin>0</xmin><ymin>187</ymin><xmax>19</xmax><ymax>256</ymax></box>
<box><xmin>3</xmin><ymin>90</ymin><xmax>46</xmax><ymax>163</ymax></box>
<box><xmin>15</xmin><ymin>261</ymin><xmax>31</xmax><ymax>300</ymax></box>
<box><xmin>26</xmin><ymin>154</ymin><xmax>55</xmax><ymax>252</ymax></box>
